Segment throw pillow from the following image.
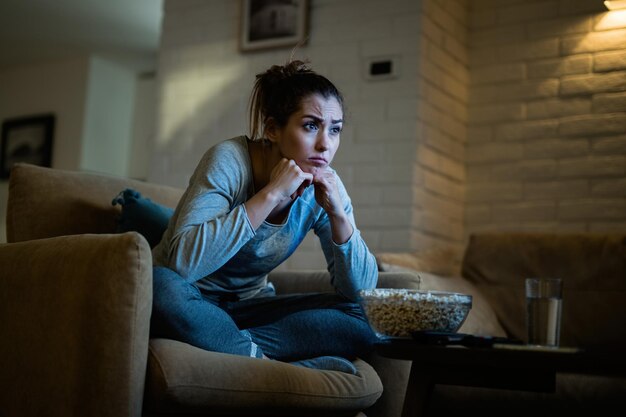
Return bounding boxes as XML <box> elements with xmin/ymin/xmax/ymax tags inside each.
<box><xmin>112</xmin><ymin>189</ymin><xmax>174</xmax><ymax>248</ymax></box>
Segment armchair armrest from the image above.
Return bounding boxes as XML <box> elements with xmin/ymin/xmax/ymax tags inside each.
<box><xmin>269</xmin><ymin>270</ymin><xmax>422</xmax><ymax>295</ymax></box>
<box><xmin>269</xmin><ymin>270</ymin><xmax>334</xmax><ymax>294</ymax></box>
<box><xmin>0</xmin><ymin>232</ymin><xmax>152</xmax><ymax>417</ymax></box>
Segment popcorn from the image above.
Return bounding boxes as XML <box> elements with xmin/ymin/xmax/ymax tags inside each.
<box><xmin>359</xmin><ymin>289</ymin><xmax>472</xmax><ymax>338</ymax></box>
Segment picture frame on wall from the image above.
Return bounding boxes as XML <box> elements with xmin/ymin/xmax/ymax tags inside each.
<box><xmin>0</xmin><ymin>114</ymin><xmax>55</xmax><ymax>179</ymax></box>
<box><xmin>240</xmin><ymin>0</ymin><xmax>309</xmax><ymax>52</ymax></box>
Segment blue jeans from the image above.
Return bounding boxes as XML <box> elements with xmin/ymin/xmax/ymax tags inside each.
<box><xmin>150</xmin><ymin>266</ymin><xmax>377</xmax><ymax>361</ymax></box>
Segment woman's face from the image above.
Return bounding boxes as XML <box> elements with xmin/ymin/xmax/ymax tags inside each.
<box><xmin>268</xmin><ymin>94</ymin><xmax>343</xmax><ymax>175</ymax></box>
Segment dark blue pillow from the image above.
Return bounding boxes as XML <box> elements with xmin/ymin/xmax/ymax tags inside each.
<box><xmin>112</xmin><ymin>189</ymin><xmax>174</xmax><ymax>248</ymax></box>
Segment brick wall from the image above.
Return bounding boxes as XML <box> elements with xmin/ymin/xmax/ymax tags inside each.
<box><xmin>415</xmin><ymin>0</ymin><xmax>468</xmax><ymax>260</ymax></box>
<box><xmin>466</xmin><ymin>0</ymin><xmax>626</xmax><ymax>234</ymax></box>
<box><xmin>152</xmin><ymin>0</ymin><xmax>468</xmax><ymax>269</ymax></box>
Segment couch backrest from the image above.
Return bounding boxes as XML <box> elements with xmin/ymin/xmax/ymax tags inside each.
<box><xmin>462</xmin><ymin>232</ymin><xmax>626</xmax><ymax>348</ymax></box>
<box><xmin>7</xmin><ymin>163</ymin><xmax>184</xmax><ymax>243</ymax></box>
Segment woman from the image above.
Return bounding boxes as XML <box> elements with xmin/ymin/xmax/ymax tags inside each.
<box><xmin>151</xmin><ymin>60</ymin><xmax>378</xmax><ymax>374</ymax></box>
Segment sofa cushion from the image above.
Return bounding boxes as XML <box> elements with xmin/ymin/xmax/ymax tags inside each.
<box><xmin>461</xmin><ymin>232</ymin><xmax>626</xmax><ymax>347</ymax></box>
<box><xmin>145</xmin><ymin>339</ymin><xmax>383</xmax><ymax>416</ymax></box>
<box><xmin>112</xmin><ymin>189</ymin><xmax>174</xmax><ymax>248</ymax></box>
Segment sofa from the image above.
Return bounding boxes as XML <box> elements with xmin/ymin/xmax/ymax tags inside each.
<box><xmin>2</xmin><ymin>163</ymin><xmax>624</xmax><ymax>417</ymax></box>
<box><xmin>0</xmin><ymin>163</ymin><xmax>422</xmax><ymax>417</ymax></box>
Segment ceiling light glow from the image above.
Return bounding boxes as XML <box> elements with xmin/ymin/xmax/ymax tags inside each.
<box><xmin>605</xmin><ymin>0</ymin><xmax>626</xmax><ymax>10</ymax></box>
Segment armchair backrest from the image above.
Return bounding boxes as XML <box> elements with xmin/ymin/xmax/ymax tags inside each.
<box><xmin>6</xmin><ymin>163</ymin><xmax>183</xmax><ymax>243</ymax></box>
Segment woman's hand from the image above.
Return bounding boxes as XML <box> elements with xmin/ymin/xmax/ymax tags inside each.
<box><xmin>268</xmin><ymin>158</ymin><xmax>313</xmax><ymax>202</ymax></box>
<box><xmin>312</xmin><ymin>168</ymin><xmax>344</xmax><ymax>217</ymax></box>
<box><xmin>244</xmin><ymin>158</ymin><xmax>312</xmax><ymax>229</ymax></box>
<box><xmin>313</xmin><ymin>168</ymin><xmax>353</xmax><ymax>244</ymax></box>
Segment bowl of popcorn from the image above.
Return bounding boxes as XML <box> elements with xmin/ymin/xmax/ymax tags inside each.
<box><xmin>359</xmin><ymin>288</ymin><xmax>472</xmax><ymax>338</ymax></box>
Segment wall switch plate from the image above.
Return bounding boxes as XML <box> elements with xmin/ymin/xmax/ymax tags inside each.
<box><xmin>364</xmin><ymin>55</ymin><xmax>400</xmax><ymax>81</ymax></box>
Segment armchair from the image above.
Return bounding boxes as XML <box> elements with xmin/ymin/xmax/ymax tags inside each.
<box><xmin>0</xmin><ymin>163</ymin><xmax>420</xmax><ymax>417</ymax></box>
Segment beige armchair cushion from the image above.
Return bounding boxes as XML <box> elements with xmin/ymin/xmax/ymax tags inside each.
<box><xmin>145</xmin><ymin>339</ymin><xmax>382</xmax><ymax>416</ymax></box>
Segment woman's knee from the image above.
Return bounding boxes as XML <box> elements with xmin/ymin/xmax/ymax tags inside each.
<box><xmin>152</xmin><ymin>266</ymin><xmax>202</xmax><ymax>315</ymax></box>
<box><xmin>343</xmin><ymin>310</ymin><xmax>377</xmax><ymax>341</ymax></box>
<box><xmin>154</xmin><ymin>265</ymin><xmax>197</xmax><ymax>291</ymax></box>
<box><xmin>308</xmin><ymin>308</ymin><xmax>377</xmax><ymax>352</ymax></box>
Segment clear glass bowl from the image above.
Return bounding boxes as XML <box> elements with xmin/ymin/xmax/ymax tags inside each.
<box><xmin>359</xmin><ymin>288</ymin><xmax>472</xmax><ymax>338</ymax></box>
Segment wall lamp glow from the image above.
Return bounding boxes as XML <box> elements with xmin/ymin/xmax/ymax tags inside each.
<box><xmin>605</xmin><ymin>0</ymin><xmax>626</xmax><ymax>10</ymax></box>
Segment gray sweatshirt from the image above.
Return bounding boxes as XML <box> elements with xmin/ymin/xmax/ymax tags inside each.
<box><xmin>152</xmin><ymin>136</ymin><xmax>378</xmax><ymax>302</ymax></box>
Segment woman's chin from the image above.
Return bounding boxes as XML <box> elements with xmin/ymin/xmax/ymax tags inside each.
<box><xmin>300</xmin><ymin>163</ymin><xmax>328</xmax><ymax>176</ymax></box>
<box><xmin>304</xmin><ymin>166</ymin><xmax>318</xmax><ymax>175</ymax></box>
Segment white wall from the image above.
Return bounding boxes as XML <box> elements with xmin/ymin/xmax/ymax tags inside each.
<box><xmin>129</xmin><ymin>73</ymin><xmax>157</xmax><ymax>181</ymax></box>
<box><xmin>80</xmin><ymin>56</ymin><xmax>137</xmax><ymax>177</ymax></box>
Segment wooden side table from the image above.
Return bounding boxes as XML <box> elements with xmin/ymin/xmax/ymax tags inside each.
<box><xmin>375</xmin><ymin>338</ymin><xmax>626</xmax><ymax>417</ymax></box>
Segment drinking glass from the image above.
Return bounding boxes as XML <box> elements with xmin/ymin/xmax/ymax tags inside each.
<box><xmin>525</xmin><ymin>278</ymin><xmax>563</xmax><ymax>347</ymax></box>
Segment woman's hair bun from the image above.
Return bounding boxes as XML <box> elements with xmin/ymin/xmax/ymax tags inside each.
<box><xmin>262</xmin><ymin>60</ymin><xmax>312</xmax><ymax>82</ymax></box>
